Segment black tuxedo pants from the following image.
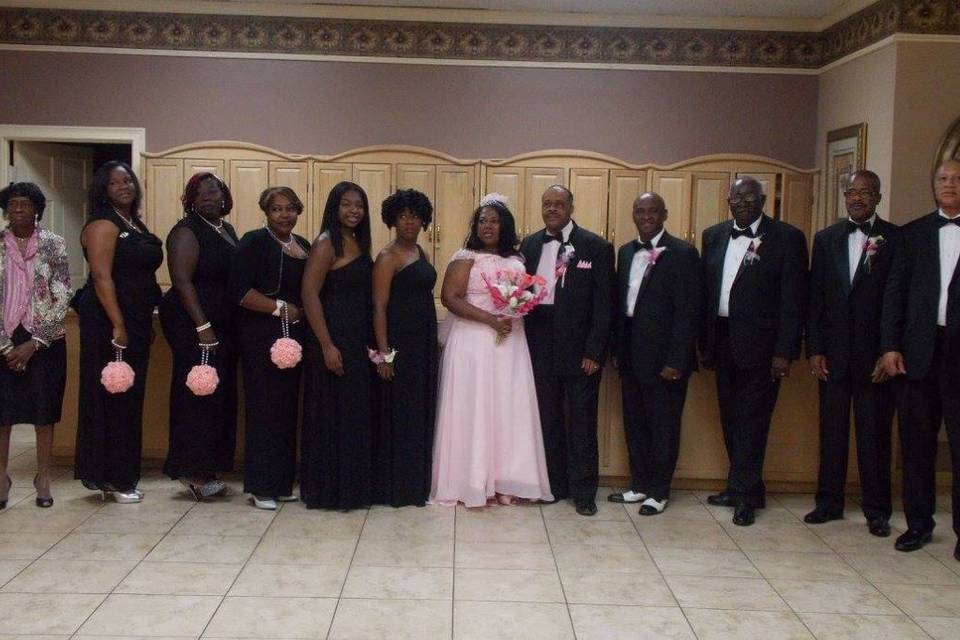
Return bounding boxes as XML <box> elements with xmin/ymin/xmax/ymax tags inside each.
<box><xmin>900</xmin><ymin>330</ymin><xmax>960</xmax><ymax>536</ymax></box>
<box><xmin>621</xmin><ymin>371</ymin><xmax>687</xmax><ymax>501</ymax></box>
<box><xmin>814</xmin><ymin>376</ymin><xmax>895</xmax><ymax>521</ymax></box>
<box><xmin>526</xmin><ymin>312</ymin><xmax>600</xmax><ymax>504</ymax></box>
<box><xmin>714</xmin><ymin>320</ymin><xmax>781</xmax><ymax>508</ymax></box>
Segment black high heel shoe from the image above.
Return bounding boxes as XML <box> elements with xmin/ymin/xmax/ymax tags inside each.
<box><xmin>33</xmin><ymin>474</ymin><xmax>53</xmax><ymax>508</ymax></box>
<box><xmin>0</xmin><ymin>475</ymin><xmax>11</xmax><ymax>509</ymax></box>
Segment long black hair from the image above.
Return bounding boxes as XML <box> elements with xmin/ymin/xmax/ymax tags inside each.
<box><xmin>320</xmin><ymin>181</ymin><xmax>371</xmax><ymax>258</ymax></box>
<box><xmin>464</xmin><ymin>201</ymin><xmax>520</xmax><ymax>258</ymax></box>
<box><xmin>88</xmin><ymin>160</ymin><xmax>142</xmax><ymax>218</ymax></box>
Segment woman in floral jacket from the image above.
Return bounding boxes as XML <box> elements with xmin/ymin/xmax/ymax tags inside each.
<box><xmin>0</xmin><ymin>182</ymin><xmax>71</xmax><ymax>509</ymax></box>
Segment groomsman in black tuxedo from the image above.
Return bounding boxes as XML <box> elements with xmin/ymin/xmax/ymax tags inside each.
<box><xmin>881</xmin><ymin>159</ymin><xmax>960</xmax><ymax>558</ymax></box>
<box><xmin>609</xmin><ymin>193</ymin><xmax>702</xmax><ymax>515</ymax></box>
<box><xmin>804</xmin><ymin>170</ymin><xmax>900</xmax><ymax>537</ymax></box>
<box><xmin>521</xmin><ymin>185</ymin><xmax>614</xmax><ymax>516</ymax></box>
<box><xmin>700</xmin><ymin>177</ymin><xmax>808</xmax><ymax>526</ymax></box>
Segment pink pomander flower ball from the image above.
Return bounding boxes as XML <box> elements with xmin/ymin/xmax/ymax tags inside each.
<box><xmin>186</xmin><ymin>363</ymin><xmax>220</xmax><ymax>396</ymax></box>
<box><xmin>271</xmin><ymin>337</ymin><xmax>302</xmax><ymax>369</ymax></box>
<box><xmin>101</xmin><ymin>360</ymin><xmax>135</xmax><ymax>394</ymax></box>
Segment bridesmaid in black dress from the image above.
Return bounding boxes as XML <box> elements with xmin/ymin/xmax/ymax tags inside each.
<box><xmin>159</xmin><ymin>173</ymin><xmax>239</xmax><ymax>500</ymax></box>
<box><xmin>301</xmin><ymin>181</ymin><xmax>375</xmax><ymax>510</ymax></box>
<box><xmin>74</xmin><ymin>161</ymin><xmax>162</xmax><ymax>503</ymax></box>
<box><xmin>371</xmin><ymin>189</ymin><xmax>438</xmax><ymax>507</ymax></box>
<box><xmin>229</xmin><ymin>187</ymin><xmax>310</xmax><ymax>510</ymax></box>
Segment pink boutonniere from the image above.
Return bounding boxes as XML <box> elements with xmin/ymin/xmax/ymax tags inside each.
<box><xmin>744</xmin><ymin>235</ymin><xmax>763</xmax><ymax>265</ymax></box>
<box><xmin>863</xmin><ymin>235</ymin><xmax>885</xmax><ymax>273</ymax></box>
<box><xmin>648</xmin><ymin>246</ymin><xmax>668</xmax><ymax>266</ymax></box>
<box><xmin>555</xmin><ymin>245</ymin><xmax>576</xmax><ymax>285</ymax></box>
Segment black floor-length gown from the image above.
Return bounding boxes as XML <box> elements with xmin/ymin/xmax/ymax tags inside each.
<box><xmin>373</xmin><ymin>248</ymin><xmax>437</xmax><ymax>507</ymax></box>
<box><xmin>74</xmin><ymin>209</ymin><xmax>163</xmax><ymax>492</ymax></box>
<box><xmin>159</xmin><ymin>214</ymin><xmax>239</xmax><ymax>481</ymax></box>
<box><xmin>301</xmin><ymin>255</ymin><xmax>375</xmax><ymax>510</ymax></box>
<box><xmin>230</xmin><ymin>228</ymin><xmax>310</xmax><ymax>499</ymax></box>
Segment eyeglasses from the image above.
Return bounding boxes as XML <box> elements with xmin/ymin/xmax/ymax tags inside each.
<box><xmin>728</xmin><ymin>193</ymin><xmax>760</xmax><ymax>205</ymax></box>
<box><xmin>844</xmin><ymin>189</ymin><xmax>877</xmax><ymax>198</ymax></box>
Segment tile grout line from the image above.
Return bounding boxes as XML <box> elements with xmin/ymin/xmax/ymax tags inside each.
<box><xmin>537</xmin><ymin>500</ymin><xmax>577</xmax><ymax>639</ymax></box>
<box><xmin>323</xmin><ymin>504</ymin><xmax>371</xmax><ymax>640</ymax></box>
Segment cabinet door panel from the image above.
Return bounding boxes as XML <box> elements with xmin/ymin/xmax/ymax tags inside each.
<box><xmin>228</xmin><ymin>161</ymin><xmax>269</xmax><ymax>237</ymax></box>
<box><xmin>569</xmin><ymin>168</ymin><xmax>609</xmax><ymax>239</ymax></box>
<box><xmin>145</xmin><ymin>159</ymin><xmax>184</xmax><ymax>288</ymax></box>
<box><xmin>484</xmin><ymin>167</ymin><xmax>524</xmax><ymax>230</ymax></box>
<box><xmin>184</xmin><ymin>159</ymin><xmax>225</xmax><ymax>180</ymax></box>
<box><xmin>434</xmin><ymin>165</ymin><xmax>476</xmax><ymax>297</ymax></box>
<box><xmin>651</xmin><ymin>171</ymin><xmax>691</xmax><ymax>242</ymax></box>
<box><xmin>312</xmin><ymin>163</ymin><xmax>353</xmax><ymax>241</ymax></box>
<box><xmin>782</xmin><ymin>172</ymin><xmax>813</xmax><ymax>243</ymax></box>
<box><xmin>691</xmin><ymin>172</ymin><xmax>730</xmax><ymax>249</ymax></box>
<box><xmin>524</xmin><ymin>167</ymin><xmax>565</xmax><ymax>237</ymax></box>
<box><xmin>737</xmin><ymin>171</ymin><xmax>777</xmax><ymax>217</ymax></box>
<box><xmin>608</xmin><ymin>170</ymin><xmax>647</xmax><ymax>250</ymax></box>
<box><xmin>396</xmin><ymin>164</ymin><xmax>438</xmax><ymax>259</ymax></box>
<box><xmin>269</xmin><ymin>162</ymin><xmax>310</xmax><ymax>240</ymax></box>
<box><xmin>353</xmin><ymin>163</ymin><xmax>393</xmax><ymax>256</ymax></box>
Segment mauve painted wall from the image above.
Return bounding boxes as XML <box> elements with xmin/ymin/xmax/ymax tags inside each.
<box><xmin>1</xmin><ymin>50</ymin><xmax>818</xmax><ymax>166</ymax></box>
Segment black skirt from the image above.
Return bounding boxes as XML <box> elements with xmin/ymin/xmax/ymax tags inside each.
<box><xmin>0</xmin><ymin>324</ymin><xmax>67</xmax><ymax>426</ymax></box>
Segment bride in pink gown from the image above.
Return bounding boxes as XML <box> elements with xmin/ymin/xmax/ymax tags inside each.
<box><xmin>430</xmin><ymin>195</ymin><xmax>553</xmax><ymax>507</ymax></box>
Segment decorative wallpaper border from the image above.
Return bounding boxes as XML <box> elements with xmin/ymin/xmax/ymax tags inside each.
<box><xmin>0</xmin><ymin>0</ymin><xmax>957</xmax><ymax>69</ymax></box>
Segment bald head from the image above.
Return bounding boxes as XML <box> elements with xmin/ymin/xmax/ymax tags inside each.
<box><xmin>632</xmin><ymin>191</ymin><xmax>668</xmax><ymax>241</ymax></box>
<box><xmin>727</xmin><ymin>176</ymin><xmax>766</xmax><ymax>228</ymax></box>
<box><xmin>934</xmin><ymin>159</ymin><xmax>960</xmax><ymax>215</ymax></box>
<box><xmin>634</xmin><ymin>192</ymin><xmax>666</xmax><ymax>210</ymax></box>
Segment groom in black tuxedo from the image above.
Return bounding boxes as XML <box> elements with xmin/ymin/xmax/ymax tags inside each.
<box><xmin>521</xmin><ymin>185</ymin><xmax>614</xmax><ymax>516</ymax></box>
<box><xmin>700</xmin><ymin>177</ymin><xmax>808</xmax><ymax>526</ymax></box>
<box><xmin>881</xmin><ymin>159</ymin><xmax>960</xmax><ymax>558</ymax></box>
<box><xmin>609</xmin><ymin>193</ymin><xmax>702</xmax><ymax>515</ymax></box>
<box><xmin>804</xmin><ymin>170</ymin><xmax>900</xmax><ymax>537</ymax></box>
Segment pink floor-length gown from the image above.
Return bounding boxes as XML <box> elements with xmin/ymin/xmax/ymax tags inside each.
<box><xmin>430</xmin><ymin>249</ymin><xmax>553</xmax><ymax>507</ymax></box>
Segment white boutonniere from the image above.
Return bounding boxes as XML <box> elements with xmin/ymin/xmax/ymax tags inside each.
<box><xmin>863</xmin><ymin>235</ymin><xmax>885</xmax><ymax>273</ymax></box>
<box><xmin>648</xmin><ymin>246</ymin><xmax>667</xmax><ymax>266</ymax></box>
<box><xmin>556</xmin><ymin>244</ymin><xmax>576</xmax><ymax>286</ymax></box>
<box><xmin>744</xmin><ymin>235</ymin><xmax>763</xmax><ymax>265</ymax></box>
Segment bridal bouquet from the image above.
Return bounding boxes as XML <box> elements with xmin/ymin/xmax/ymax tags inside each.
<box><xmin>481</xmin><ymin>269</ymin><xmax>549</xmax><ymax>344</ymax></box>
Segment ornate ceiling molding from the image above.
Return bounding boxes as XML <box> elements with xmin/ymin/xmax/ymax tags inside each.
<box><xmin>0</xmin><ymin>0</ymin><xmax>957</xmax><ymax>70</ymax></box>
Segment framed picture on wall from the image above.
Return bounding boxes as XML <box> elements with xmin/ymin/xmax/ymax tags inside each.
<box><xmin>825</xmin><ymin>123</ymin><xmax>867</xmax><ymax>224</ymax></box>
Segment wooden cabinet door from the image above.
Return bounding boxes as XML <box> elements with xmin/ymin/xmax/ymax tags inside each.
<box><xmin>352</xmin><ymin>163</ymin><xmax>393</xmax><ymax>256</ymax></box>
<box><xmin>184</xmin><ymin>159</ymin><xmax>225</xmax><ymax>180</ymax></box>
<box><xmin>569</xmin><ymin>168</ymin><xmax>609</xmax><ymax>239</ymax></box>
<box><xmin>269</xmin><ymin>161</ymin><xmax>310</xmax><ymax>240</ymax></box>
<box><xmin>651</xmin><ymin>171</ymin><xmax>692</xmax><ymax>242</ymax></box>
<box><xmin>434</xmin><ymin>165</ymin><xmax>476</xmax><ymax>297</ymax></box>
<box><xmin>484</xmin><ymin>166</ymin><xmax>524</xmax><ymax>231</ymax></box>
<box><xmin>396</xmin><ymin>163</ymin><xmax>437</xmax><ymax>259</ymax></box>
<box><xmin>311</xmin><ymin>162</ymin><xmax>353</xmax><ymax>241</ymax></box>
<box><xmin>607</xmin><ymin>170</ymin><xmax>647</xmax><ymax>250</ymax></box>
<box><xmin>737</xmin><ymin>171</ymin><xmax>777</xmax><ymax>217</ymax></box>
<box><xmin>782</xmin><ymin>172</ymin><xmax>814</xmax><ymax>242</ymax></box>
<box><xmin>523</xmin><ymin>167</ymin><xmax>565</xmax><ymax>237</ymax></box>
<box><xmin>691</xmin><ymin>172</ymin><xmax>731</xmax><ymax>248</ymax></box>
<box><xmin>228</xmin><ymin>160</ymin><xmax>269</xmax><ymax>237</ymax></box>
<box><xmin>145</xmin><ymin>158</ymin><xmax>184</xmax><ymax>287</ymax></box>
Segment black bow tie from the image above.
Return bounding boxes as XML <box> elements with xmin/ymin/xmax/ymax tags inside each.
<box><xmin>730</xmin><ymin>227</ymin><xmax>756</xmax><ymax>240</ymax></box>
<box><xmin>545</xmin><ymin>234</ymin><xmax>565</xmax><ymax>243</ymax></box>
<box><xmin>634</xmin><ymin>240</ymin><xmax>654</xmax><ymax>251</ymax></box>
<box><xmin>847</xmin><ymin>220</ymin><xmax>872</xmax><ymax>235</ymax></box>
<box><xmin>939</xmin><ymin>216</ymin><xmax>960</xmax><ymax>228</ymax></box>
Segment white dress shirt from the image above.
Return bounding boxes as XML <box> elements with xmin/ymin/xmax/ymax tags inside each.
<box><xmin>847</xmin><ymin>214</ymin><xmax>875</xmax><ymax>283</ymax></box>
<box><xmin>625</xmin><ymin>229</ymin><xmax>665</xmax><ymax>317</ymax></box>
<box><xmin>718</xmin><ymin>217</ymin><xmax>762</xmax><ymax>317</ymax></box>
<box><xmin>536</xmin><ymin>219</ymin><xmax>574</xmax><ymax>305</ymax></box>
<box><xmin>938</xmin><ymin>209</ymin><xmax>960</xmax><ymax>327</ymax></box>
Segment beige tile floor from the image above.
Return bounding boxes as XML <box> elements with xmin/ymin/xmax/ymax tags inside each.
<box><xmin>2</xmin><ymin>425</ymin><xmax>959</xmax><ymax>640</ymax></box>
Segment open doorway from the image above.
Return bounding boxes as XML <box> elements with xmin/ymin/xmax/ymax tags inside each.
<box><xmin>1</xmin><ymin>125</ymin><xmax>145</xmax><ymax>289</ymax></box>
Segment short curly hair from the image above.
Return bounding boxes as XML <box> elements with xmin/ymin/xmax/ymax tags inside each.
<box><xmin>0</xmin><ymin>182</ymin><xmax>46</xmax><ymax>221</ymax></box>
<box><xmin>182</xmin><ymin>172</ymin><xmax>234</xmax><ymax>216</ymax></box>
<box><xmin>381</xmin><ymin>189</ymin><xmax>433</xmax><ymax>229</ymax></box>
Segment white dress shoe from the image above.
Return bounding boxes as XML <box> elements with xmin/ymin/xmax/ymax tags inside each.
<box><xmin>608</xmin><ymin>490</ymin><xmax>646</xmax><ymax>504</ymax></box>
<box><xmin>111</xmin><ymin>489</ymin><xmax>144</xmax><ymax>504</ymax></box>
<box><xmin>639</xmin><ymin>497</ymin><xmax>668</xmax><ymax>515</ymax></box>
<box><xmin>200</xmin><ymin>480</ymin><xmax>227</xmax><ymax>498</ymax></box>
<box><xmin>252</xmin><ymin>496</ymin><xmax>278</xmax><ymax>510</ymax></box>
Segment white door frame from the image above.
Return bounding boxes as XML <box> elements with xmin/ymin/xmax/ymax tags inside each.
<box><xmin>0</xmin><ymin>125</ymin><xmax>146</xmax><ymax>185</ymax></box>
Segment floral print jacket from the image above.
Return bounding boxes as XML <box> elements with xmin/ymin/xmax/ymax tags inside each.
<box><xmin>0</xmin><ymin>228</ymin><xmax>71</xmax><ymax>349</ymax></box>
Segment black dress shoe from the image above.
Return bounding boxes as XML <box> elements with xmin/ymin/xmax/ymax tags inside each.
<box><xmin>868</xmin><ymin>518</ymin><xmax>891</xmax><ymax>538</ymax></box>
<box><xmin>575</xmin><ymin>501</ymin><xmax>598</xmax><ymax>516</ymax></box>
<box><xmin>707</xmin><ymin>492</ymin><xmax>735</xmax><ymax>507</ymax></box>
<box><xmin>803</xmin><ymin>507</ymin><xmax>843</xmax><ymax>524</ymax></box>
<box><xmin>895</xmin><ymin>528</ymin><xmax>932</xmax><ymax>552</ymax></box>
<box><xmin>608</xmin><ymin>491</ymin><xmax>645</xmax><ymax>504</ymax></box>
<box><xmin>732</xmin><ymin>505</ymin><xmax>755</xmax><ymax>526</ymax></box>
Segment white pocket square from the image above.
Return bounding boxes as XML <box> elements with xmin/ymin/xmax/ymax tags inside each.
<box><xmin>576</xmin><ymin>260</ymin><xmax>592</xmax><ymax>269</ymax></box>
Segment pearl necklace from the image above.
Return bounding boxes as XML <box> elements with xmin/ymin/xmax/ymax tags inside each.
<box><xmin>196</xmin><ymin>212</ymin><xmax>225</xmax><ymax>233</ymax></box>
<box><xmin>112</xmin><ymin>207</ymin><xmax>140</xmax><ymax>232</ymax></box>
<box><xmin>266</xmin><ymin>227</ymin><xmax>293</xmax><ymax>247</ymax></box>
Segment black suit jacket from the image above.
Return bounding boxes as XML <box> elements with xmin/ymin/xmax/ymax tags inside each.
<box><xmin>700</xmin><ymin>215</ymin><xmax>809</xmax><ymax>369</ymax></box>
<box><xmin>881</xmin><ymin>211</ymin><xmax>960</xmax><ymax>380</ymax></box>
<box><xmin>614</xmin><ymin>232</ymin><xmax>702</xmax><ymax>384</ymax></box>
<box><xmin>520</xmin><ymin>222</ymin><xmax>615</xmax><ymax>375</ymax></box>
<box><xmin>806</xmin><ymin>217</ymin><xmax>901</xmax><ymax>381</ymax></box>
